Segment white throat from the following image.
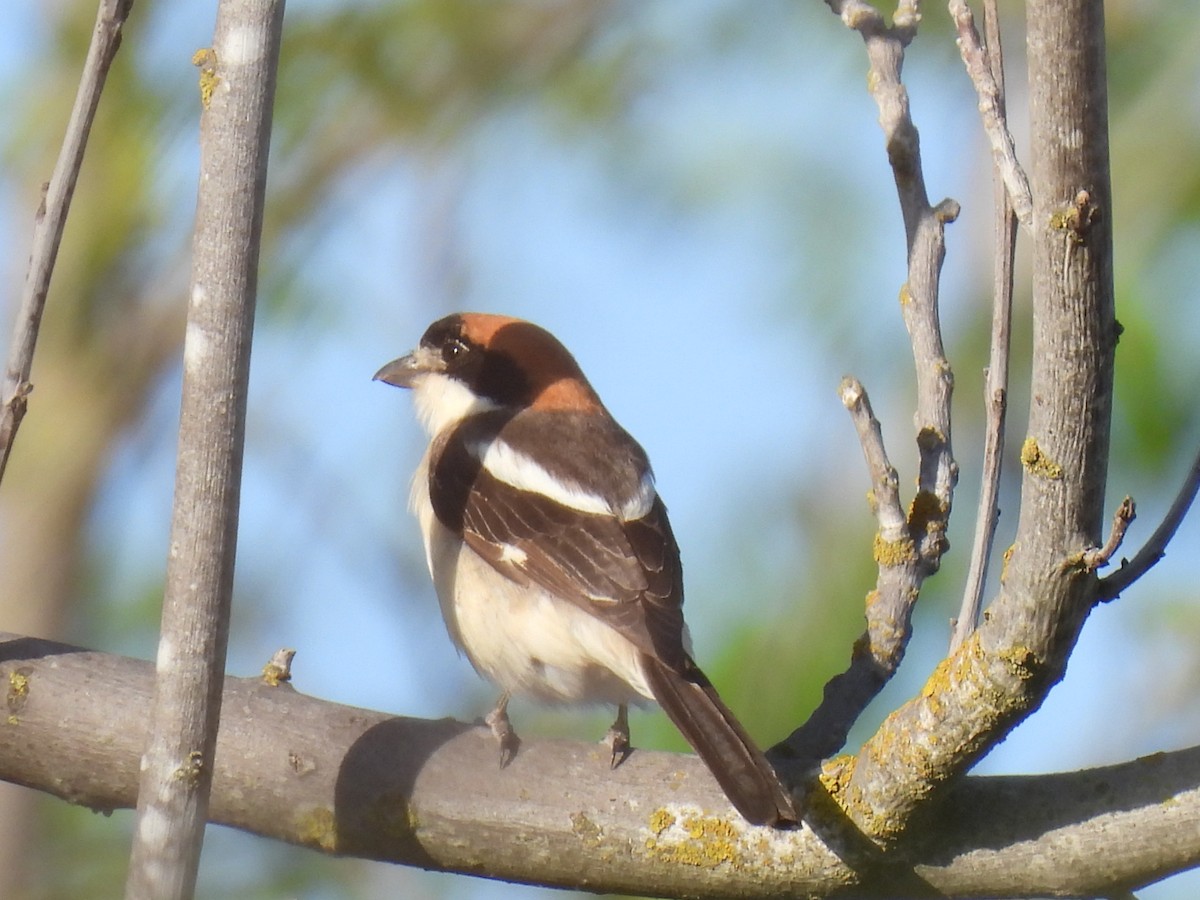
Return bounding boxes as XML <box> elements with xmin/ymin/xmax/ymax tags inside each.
<box><xmin>411</xmin><ymin>373</ymin><xmax>501</xmax><ymax>436</ymax></box>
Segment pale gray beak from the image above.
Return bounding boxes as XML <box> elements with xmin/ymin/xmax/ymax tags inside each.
<box><xmin>373</xmin><ymin>346</ymin><xmax>442</xmax><ymax>388</ymax></box>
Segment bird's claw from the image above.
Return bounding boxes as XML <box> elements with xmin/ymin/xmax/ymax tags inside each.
<box><xmin>485</xmin><ymin>696</ymin><xmax>520</xmax><ymax>768</ymax></box>
<box><xmin>604</xmin><ymin>704</ymin><xmax>632</xmax><ymax>769</ymax></box>
<box><xmin>603</xmin><ymin>728</ymin><xmax>630</xmax><ymax>769</ymax></box>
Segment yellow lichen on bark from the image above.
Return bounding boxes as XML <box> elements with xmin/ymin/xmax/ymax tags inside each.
<box><xmin>643</xmin><ymin>812</ymin><xmax>746</xmax><ymax>869</ymax></box>
<box><xmin>295</xmin><ymin>806</ymin><xmax>337</xmax><ymax>852</ymax></box>
<box><xmin>648</xmin><ymin>808</ymin><xmax>676</xmax><ymax>835</ymax></box>
<box><xmin>873</xmin><ymin>532</ymin><xmax>917</xmax><ymax>566</ymax></box>
<box><xmin>6</xmin><ymin>669</ymin><xmax>29</xmax><ymax>725</ymax></box>
<box><xmin>1020</xmin><ymin>437</ymin><xmax>1063</xmax><ymax>479</ymax></box>
<box><xmin>192</xmin><ymin>48</ymin><xmax>220</xmax><ymax>109</ymax></box>
<box><xmin>570</xmin><ymin>811</ymin><xmax>604</xmax><ymax>847</ymax></box>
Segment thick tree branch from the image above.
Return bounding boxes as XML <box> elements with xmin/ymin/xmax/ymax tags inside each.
<box><xmin>0</xmin><ymin>0</ymin><xmax>133</xmax><ymax>485</ymax></box>
<box><xmin>1</xmin><ymin>634</ymin><xmax>1197</xmax><ymax>898</ymax></box>
<box><xmin>125</xmin><ymin>2</ymin><xmax>285</xmax><ymax>896</ymax></box>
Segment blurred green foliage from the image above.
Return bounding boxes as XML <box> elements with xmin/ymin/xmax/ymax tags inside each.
<box><xmin>2</xmin><ymin>1</ymin><xmax>1198</xmax><ymax>898</ymax></box>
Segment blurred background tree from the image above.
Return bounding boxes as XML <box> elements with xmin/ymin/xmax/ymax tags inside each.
<box><xmin>0</xmin><ymin>0</ymin><xmax>1196</xmax><ymax>897</ymax></box>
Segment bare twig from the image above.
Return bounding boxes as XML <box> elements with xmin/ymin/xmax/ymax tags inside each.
<box><xmin>841</xmin><ymin>2</ymin><xmax>960</xmax><ymax>543</ymax></box>
<box><xmin>774</xmin><ymin>377</ymin><xmax>918</xmax><ymax>763</ymax></box>
<box><xmin>123</xmin><ymin>2</ymin><xmax>286</xmax><ymax>897</ymax></box>
<box><xmin>947</xmin><ymin>0</ymin><xmax>1034</xmax><ymax>230</ymax></box>
<box><xmin>1082</xmin><ymin>496</ymin><xmax>1136</xmax><ymax>571</ymax></box>
<box><xmin>1098</xmin><ymin>446</ymin><xmax>1200</xmax><ymax>601</ymax></box>
<box><xmin>951</xmin><ymin>0</ymin><xmax>1016</xmax><ymax>652</ymax></box>
<box><xmin>0</xmin><ymin>0</ymin><xmax>133</xmax><ymax>486</ymax></box>
<box><xmin>839</xmin><ymin>377</ymin><xmax>906</xmax><ymax>540</ymax></box>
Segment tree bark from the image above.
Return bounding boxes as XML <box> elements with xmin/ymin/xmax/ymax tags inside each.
<box><xmin>124</xmin><ymin>1</ymin><xmax>285</xmax><ymax>896</ymax></box>
<box><xmin>3</xmin><ymin>1</ymin><xmax>1180</xmax><ymax>897</ymax></box>
<box><xmin>0</xmin><ymin>633</ymin><xmax>1196</xmax><ymax>898</ymax></box>
<box><xmin>823</xmin><ymin>0</ymin><xmax>1118</xmax><ymax>846</ymax></box>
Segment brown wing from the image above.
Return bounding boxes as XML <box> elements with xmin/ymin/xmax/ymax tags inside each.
<box><xmin>429</xmin><ymin>412</ymin><xmax>688</xmax><ymax>669</ymax></box>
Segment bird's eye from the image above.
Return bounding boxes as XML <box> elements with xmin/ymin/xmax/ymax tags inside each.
<box><xmin>443</xmin><ymin>338</ymin><xmax>469</xmax><ymax>364</ymax></box>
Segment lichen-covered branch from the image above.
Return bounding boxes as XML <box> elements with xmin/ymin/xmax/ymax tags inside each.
<box><xmin>832</xmin><ymin>0</ymin><xmax>959</xmax><ymax>574</ymax></box>
<box><xmin>2</xmin><ymin>633</ymin><xmax>1197</xmax><ymax>898</ymax></box>
<box><xmin>777</xmin><ymin>380</ymin><xmax>915</xmax><ymax>762</ymax></box>
<box><xmin>836</xmin><ymin>0</ymin><xmax>1118</xmax><ymax>846</ymax></box>
<box><xmin>783</xmin><ymin>0</ymin><xmax>959</xmax><ymax>763</ymax></box>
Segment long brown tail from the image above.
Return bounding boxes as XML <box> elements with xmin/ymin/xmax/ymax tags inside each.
<box><xmin>642</xmin><ymin>654</ymin><xmax>797</xmax><ymax>827</ymax></box>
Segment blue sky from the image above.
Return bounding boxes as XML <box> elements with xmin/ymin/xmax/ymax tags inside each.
<box><xmin>3</xmin><ymin>2</ymin><xmax>1199</xmax><ymax>898</ymax></box>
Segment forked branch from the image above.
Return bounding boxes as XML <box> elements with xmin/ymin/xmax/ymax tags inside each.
<box><xmin>835</xmin><ymin>0</ymin><xmax>1118</xmax><ymax>848</ymax></box>
<box><xmin>1099</xmin><ymin>447</ymin><xmax>1200</xmax><ymax>600</ymax></box>
<box><xmin>781</xmin><ymin>1</ymin><xmax>958</xmax><ymax>763</ymax></box>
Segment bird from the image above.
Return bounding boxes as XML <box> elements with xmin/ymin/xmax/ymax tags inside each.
<box><xmin>374</xmin><ymin>312</ymin><xmax>797</xmax><ymax>827</ymax></box>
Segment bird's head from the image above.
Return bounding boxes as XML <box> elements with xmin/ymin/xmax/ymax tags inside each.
<box><xmin>374</xmin><ymin>313</ymin><xmax>604</xmax><ymax>436</ymax></box>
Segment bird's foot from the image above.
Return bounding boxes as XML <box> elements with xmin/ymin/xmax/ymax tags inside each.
<box><xmin>485</xmin><ymin>693</ymin><xmax>520</xmax><ymax>768</ymax></box>
<box><xmin>603</xmin><ymin>704</ymin><xmax>631</xmax><ymax>769</ymax></box>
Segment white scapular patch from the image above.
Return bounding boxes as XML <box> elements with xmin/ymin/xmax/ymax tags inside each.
<box><xmin>474</xmin><ymin>438</ymin><xmax>656</xmax><ymax>520</ymax></box>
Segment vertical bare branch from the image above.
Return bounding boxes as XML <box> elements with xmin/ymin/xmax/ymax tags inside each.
<box><xmin>782</xmin><ymin>1</ymin><xmax>959</xmax><ymax>763</ymax></box>
<box><xmin>824</xmin><ymin>0</ymin><xmax>960</xmax><ymax>558</ymax></box>
<box><xmin>839</xmin><ymin>377</ymin><xmax>906</xmax><ymax>544</ymax></box>
<box><xmin>951</xmin><ymin>0</ymin><xmax>1016</xmax><ymax>651</ymax></box>
<box><xmin>123</xmin><ymin>1</ymin><xmax>285</xmax><ymax>897</ymax></box>
<box><xmin>948</xmin><ymin>0</ymin><xmax>1034</xmax><ymax>229</ymax></box>
<box><xmin>0</xmin><ymin>0</ymin><xmax>133</xmax><ymax>485</ymax></box>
